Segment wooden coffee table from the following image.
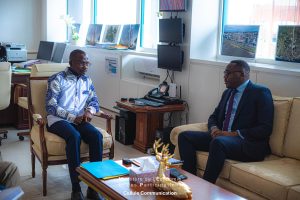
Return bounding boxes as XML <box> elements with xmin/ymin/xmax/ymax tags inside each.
<box><xmin>76</xmin><ymin>158</ymin><xmax>245</xmax><ymax>200</ymax></box>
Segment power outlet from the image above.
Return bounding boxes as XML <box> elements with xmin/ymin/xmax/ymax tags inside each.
<box><xmin>169</xmin><ymin>83</ymin><xmax>177</xmax><ymax>97</ymax></box>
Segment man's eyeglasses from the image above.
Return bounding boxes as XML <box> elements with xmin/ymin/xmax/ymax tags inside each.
<box><xmin>223</xmin><ymin>70</ymin><xmax>243</xmax><ymax>76</ymax></box>
<box><xmin>74</xmin><ymin>60</ymin><xmax>91</xmax><ymax>67</ymax></box>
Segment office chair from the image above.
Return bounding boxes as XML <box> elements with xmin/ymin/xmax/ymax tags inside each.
<box><xmin>0</xmin><ymin>62</ymin><xmax>11</xmax><ymax>145</ymax></box>
<box><xmin>0</xmin><ymin>46</ymin><xmax>7</xmax><ymax>62</ymax></box>
<box><xmin>27</xmin><ymin>64</ymin><xmax>114</xmax><ymax>196</ymax></box>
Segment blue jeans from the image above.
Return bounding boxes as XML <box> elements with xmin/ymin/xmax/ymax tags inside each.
<box><xmin>47</xmin><ymin>120</ymin><xmax>103</xmax><ymax>192</ymax></box>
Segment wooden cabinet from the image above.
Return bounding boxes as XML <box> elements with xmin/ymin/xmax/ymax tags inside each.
<box><xmin>116</xmin><ymin>101</ymin><xmax>185</xmax><ymax>153</ymax></box>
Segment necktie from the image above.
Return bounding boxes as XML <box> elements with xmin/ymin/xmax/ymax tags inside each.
<box><xmin>223</xmin><ymin>89</ymin><xmax>237</xmax><ymax>131</ymax></box>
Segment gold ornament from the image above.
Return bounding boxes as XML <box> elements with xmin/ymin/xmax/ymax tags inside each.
<box><xmin>153</xmin><ymin>139</ymin><xmax>192</xmax><ymax>199</ymax></box>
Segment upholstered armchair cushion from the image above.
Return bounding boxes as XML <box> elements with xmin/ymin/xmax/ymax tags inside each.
<box><xmin>230</xmin><ymin>158</ymin><xmax>300</xmax><ymax>200</ymax></box>
<box><xmin>30</xmin><ymin>125</ymin><xmax>113</xmax><ymax>156</ymax></box>
<box><xmin>269</xmin><ymin>96</ymin><xmax>293</xmax><ymax>156</ymax></box>
<box><xmin>170</xmin><ymin>122</ymin><xmax>208</xmax><ymax>159</ymax></box>
<box><xmin>288</xmin><ymin>185</ymin><xmax>300</xmax><ymax>200</ymax></box>
<box><xmin>32</xmin><ymin>63</ymin><xmax>69</xmax><ymax>77</ymax></box>
<box><xmin>283</xmin><ymin>97</ymin><xmax>300</xmax><ymax>160</ymax></box>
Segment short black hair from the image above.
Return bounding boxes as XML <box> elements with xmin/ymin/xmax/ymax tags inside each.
<box><xmin>69</xmin><ymin>49</ymin><xmax>86</xmax><ymax>61</ymax></box>
<box><xmin>230</xmin><ymin>60</ymin><xmax>250</xmax><ymax>73</ymax></box>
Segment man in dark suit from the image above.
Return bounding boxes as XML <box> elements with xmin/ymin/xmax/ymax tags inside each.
<box><xmin>178</xmin><ymin>60</ymin><xmax>274</xmax><ymax>184</ymax></box>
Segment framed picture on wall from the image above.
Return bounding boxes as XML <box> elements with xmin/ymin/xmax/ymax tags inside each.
<box><xmin>86</xmin><ymin>24</ymin><xmax>103</xmax><ymax>46</ymax></box>
<box><xmin>101</xmin><ymin>25</ymin><xmax>121</xmax><ymax>44</ymax></box>
<box><xmin>119</xmin><ymin>24</ymin><xmax>140</xmax><ymax>50</ymax></box>
<box><xmin>221</xmin><ymin>25</ymin><xmax>260</xmax><ymax>58</ymax></box>
<box><xmin>275</xmin><ymin>25</ymin><xmax>300</xmax><ymax>63</ymax></box>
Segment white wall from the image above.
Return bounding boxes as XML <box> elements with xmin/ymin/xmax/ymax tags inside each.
<box><xmin>190</xmin><ymin>0</ymin><xmax>220</xmax><ymax>60</ymax></box>
<box><xmin>46</xmin><ymin>0</ymin><xmax>67</xmax><ymax>42</ymax></box>
<box><xmin>188</xmin><ymin>60</ymin><xmax>300</xmax><ymax>123</ymax></box>
<box><xmin>0</xmin><ymin>0</ymin><xmax>44</xmax><ymax>51</ymax></box>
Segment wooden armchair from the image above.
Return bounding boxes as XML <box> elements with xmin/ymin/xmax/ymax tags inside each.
<box><xmin>13</xmin><ymin>63</ymin><xmax>70</xmax><ymax>140</ymax></box>
<box><xmin>28</xmin><ymin>64</ymin><xmax>114</xmax><ymax>196</ymax></box>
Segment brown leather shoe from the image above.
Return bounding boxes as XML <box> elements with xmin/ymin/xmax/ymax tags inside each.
<box><xmin>71</xmin><ymin>191</ymin><xmax>84</xmax><ymax>200</ymax></box>
<box><xmin>86</xmin><ymin>187</ymin><xmax>104</xmax><ymax>200</ymax></box>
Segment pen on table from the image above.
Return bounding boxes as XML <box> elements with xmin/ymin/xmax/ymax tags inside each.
<box><xmin>131</xmin><ymin>160</ymin><xmax>140</xmax><ymax>167</ymax></box>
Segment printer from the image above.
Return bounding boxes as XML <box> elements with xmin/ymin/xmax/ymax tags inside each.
<box><xmin>5</xmin><ymin>43</ymin><xmax>27</xmax><ymax>62</ymax></box>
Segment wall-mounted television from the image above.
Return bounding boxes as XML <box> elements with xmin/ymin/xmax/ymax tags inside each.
<box><xmin>159</xmin><ymin>18</ymin><xmax>184</xmax><ymax>43</ymax></box>
<box><xmin>159</xmin><ymin>0</ymin><xmax>187</xmax><ymax>12</ymax></box>
<box><xmin>157</xmin><ymin>45</ymin><xmax>183</xmax><ymax>72</ymax></box>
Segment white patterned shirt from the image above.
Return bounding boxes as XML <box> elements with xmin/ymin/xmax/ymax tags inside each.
<box><xmin>46</xmin><ymin>67</ymin><xmax>100</xmax><ymax>126</ymax></box>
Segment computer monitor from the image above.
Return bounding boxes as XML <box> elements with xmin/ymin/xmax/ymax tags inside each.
<box><xmin>159</xmin><ymin>18</ymin><xmax>184</xmax><ymax>43</ymax></box>
<box><xmin>157</xmin><ymin>45</ymin><xmax>183</xmax><ymax>72</ymax></box>
<box><xmin>36</xmin><ymin>41</ymin><xmax>54</xmax><ymax>61</ymax></box>
<box><xmin>51</xmin><ymin>43</ymin><xmax>66</xmax><ymax>63</ymax></box>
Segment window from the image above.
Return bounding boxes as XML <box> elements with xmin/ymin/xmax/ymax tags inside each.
<box><xmin>222</xmin><ymin>0</ymin><xmax>300</xmax><ymax>60</ymax></box>
<box><xmin>65</xmin><ymin>0</ymin><xmax>159</xmax><ymax>50</ymax></box>
<box><xmin>68</xmin><ymin>0</ymin><xmax>159</xmax><ymax>49</ymax></box>
<box><xmin>95</xmin><ymin>0</ymin><xmax>159</xmax><ymax>49</ymax></box>
<box><xmin>140</xmin><ymin>0</ymin><xmax>159</xmax><ymax>49</ymax></box>
<box><xmin>95</xmin><ymin>0</ymin><xmax>138</xmax><ymax>24</ymax></box>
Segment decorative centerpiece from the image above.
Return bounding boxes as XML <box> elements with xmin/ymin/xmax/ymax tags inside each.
<box><xmin>153</xmin><ymin>139</ymin><xmax>192</xmax><ymax>199</ymax></box>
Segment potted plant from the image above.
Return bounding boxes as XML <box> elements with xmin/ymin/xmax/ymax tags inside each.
<box><xmin>61</xmin><ymin>15</ymin><xmax>80</xmax><ymax>44</ymax></box>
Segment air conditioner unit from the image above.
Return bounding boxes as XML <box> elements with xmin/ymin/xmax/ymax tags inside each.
<box><xmin>134</xmin><ymin>56</ymin><xmax>160</xmax><ymax>78</ymax></box>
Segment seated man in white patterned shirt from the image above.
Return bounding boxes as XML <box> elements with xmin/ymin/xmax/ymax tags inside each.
<box><xmin>46</xmin><ymin>49</ymin><xmax>103</xmax><ymax>200</ymax></box>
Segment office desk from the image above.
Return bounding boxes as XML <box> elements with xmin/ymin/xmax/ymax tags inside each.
<box><xmin>0</xmin><ymin>73</ymin><xmax>29</xmax><ymax>129</ymax></box>
<box><xmin>115</xmin><ymin>101</ymin><xmax>185</xmax><ymax>153</ymax></box>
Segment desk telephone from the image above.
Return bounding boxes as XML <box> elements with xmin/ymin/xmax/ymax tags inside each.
<box><xmin>147</xmin><ymin>81</ymin><xmax>169</xmax><ymax>98</ymax></box>
<box><xmin>145</xmin><ymin>82</ymin><xmax>184</xmax><ymax>105</ymax></box>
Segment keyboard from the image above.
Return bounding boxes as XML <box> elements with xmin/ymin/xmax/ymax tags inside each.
<box><xmin>134</xmin><ymin>98</ymin><xmax>164</xmax><ymax>107</ymax></box>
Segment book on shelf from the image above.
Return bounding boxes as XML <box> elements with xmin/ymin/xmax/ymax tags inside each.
<box><xmin>81</xmin><ymin>160</ymin><xmax>129</xmax><ymax>180</ymax></box>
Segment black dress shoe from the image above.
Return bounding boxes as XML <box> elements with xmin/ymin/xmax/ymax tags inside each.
<box><xmin>71</xmin><ymin>191</ymin><xmax>84</xmax><ymax>200</ymax></box>
<box><xmin>86</xmin><ymin>187</ymin><xmax>104</xmax><ymax>200</ymax></box>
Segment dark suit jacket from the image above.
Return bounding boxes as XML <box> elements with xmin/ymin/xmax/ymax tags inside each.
<box><xmin>208</xmin><ymin>81</ymin><xmax>274</xmax><ymax>160</ymax></box>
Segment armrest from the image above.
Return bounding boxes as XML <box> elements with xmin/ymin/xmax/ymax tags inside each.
<box><xmin>170</xmin><ymin>122</ymin><xmax>208</xmax><ymax>159</ymax></box>
<box><xmin>94</xmin><ymin>111</ymin><xmax>113</xmax><ymax>135</ymax></box>
<box><xmin>94</xmin><ymin>111</ymin><xmax>113</xmax><ymax>120</ymax></box>
<box><xmin>32</xmin><ymin>114</ymin><xmax>45</xmax><ymax>126</ymax></box>
<box><xmin>170</xmin><ymin>122</ymin><xmax>208</xmax><ymax>146</ymax></box>
<box><xmin>13</xmin><ymin>83</ymin><xmax>27</xmax><ymax>104</ymax></box>
<box><xmin>31</xmin><ymin>114</ymin><xmax>47</xmax><ymax>160</ymax></box>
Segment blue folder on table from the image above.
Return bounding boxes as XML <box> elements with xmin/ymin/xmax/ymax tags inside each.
<box><xmin>81</xmin><ymin>160</ymin><xmax>129</xmax><ymax>179</ymax></box>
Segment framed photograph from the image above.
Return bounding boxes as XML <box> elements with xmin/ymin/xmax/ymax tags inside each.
<box><xmin>221</xmin><ymin>25</ymin><xmax>260</xmax><ymax>58</ymax></box>
<box><xmin>86</xmin><ymin>24</ymin><xmax>103</xmax><ymax>46</ymax></box>
<box><xmin>119</xmin><ymin>24</ymin><xmax>140</xmax><ymax>50</ymax></box>
<box><xmin>101</xmin><ymin>25</ymin><xmax>121</xmax><ymax>44</ymax></box>
<box><xmin>276</xmin><ymin>25</ymin><xmax>300</xmax><ymax>63</ymax></box>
